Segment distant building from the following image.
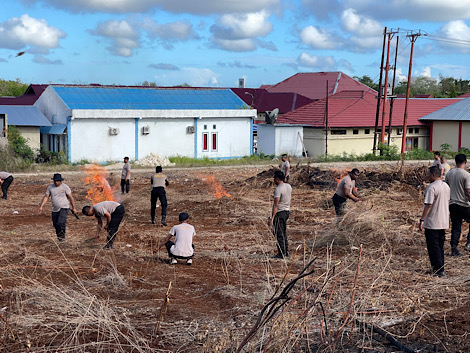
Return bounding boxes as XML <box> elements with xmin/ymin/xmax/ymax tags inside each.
<box><xmin>420</xmin><ymin>97</ymin><xmax>470</xmax><ymax>151</ymax></box>
<box><xmin>34</xmin><ymin>85</ymin><xmax>255</xmax><ymax>163</ymax></box>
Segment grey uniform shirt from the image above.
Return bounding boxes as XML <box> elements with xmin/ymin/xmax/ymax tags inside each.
<box><xmin>93</xmin><ymin>201</ymin><xmax>120</xmax><ymax>218</ymax></box>
<box><xmin>45</xmin><ymin>183</ymin><xmax>71</xmax><ymax>212</ymax></box>
<box><xmin>151</xmin><ymin>173</ymin><xmax>167</xmax><ymax>188</ymax></box>
<box><xmin>0</xmin><ymin>172</ymin><xmax>12</xmax><ymax>179</ymax></box>
<box><xmin>274</xmin><ymin>182</ymin><xmax>292</xmax><ymax>212</ymax></box>
<box><xmin>423</xmin><ymin>180</ymin><xmax>450</xmax><ymax>230</ymax></box>
<box><xmin>445</xmin><ymin>168</ymin><xmax>470</xmax><ymax>207</ymax></box>
<box><xmin>336</xmin><ymin>175</ymin><xmax>355</xmax><ymax>198</ymax></box>
<box><xmin>281</xmin><ymin>161</ymin><xmax>290</xmax><ymax>177</ymax></box>
<box><xmin>121</xmin><ymin>162</ymin><xmax>131</xmax><ymax>180</ymax></box>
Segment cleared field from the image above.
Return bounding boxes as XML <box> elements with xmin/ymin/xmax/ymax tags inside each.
<box><xmin>0</xmin><ymin>163</ymin><xmax>469</xmax><ymax>352</ymax></box>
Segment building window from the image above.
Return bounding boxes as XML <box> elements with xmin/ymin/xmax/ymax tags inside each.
<box><xmin>331</xmin><ymin>129</ymin><xmax>347</xmax><ymax>135</ymax></box>
<box><xmin>203</xmin><ymin>132</ymin><xmax>208</xmax><ymax>151</ymax></box>
<box><xmin>397</xmin><ymin>128</ymin><xmax>402</xmax><ymax>135</ymax></box>
<box><xmin>211</xmin><ymin>133</ymin><xmax>218</xmax><ymax>151</ymax></box>
<box><xmin>353</xmin><ymin>129</ymin><xmax>359</xmax><ymax>135</ymax></box>
<box><xmin>213</xmin><ymin>124</ymin><xmax>217</xmax><ymax>129</ymax></box>
<box><xmin>406</xmin><ymin>137</ymin><xmax>419</xmax><ymax>151</ymax></box>
<box><xmin>364</xmin><ymin>129</ymin><xmax>370</xmax><ymax>134</ymax></box>
<box><xmin>408</xmin><ymin>127</ymin><xmax>413</xmax><ymax>134</ymax></box>
<box><xmin>414</xmin><ymin>128</ymin><xmax>420</xmax><ymax>134</ymax></box>
<box><xmin>203</xmin><ymin>125</ymin><xmax>207</xmax><ymax>130</ymax></box>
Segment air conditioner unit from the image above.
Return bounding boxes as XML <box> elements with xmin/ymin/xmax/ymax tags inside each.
<box><xmin>142</xmin><ymin>125</ymin><xmax>150</xmax><ymax>135</ymax></box>
<box><xmin>109</xmin><ymin>127</ymin><xmax>120</xmax><ymax>135</ymax></box>
<box><xmin>186</xmin><ymin>126</ymin><xmax>195</xmax><ymax>134</ymax></box>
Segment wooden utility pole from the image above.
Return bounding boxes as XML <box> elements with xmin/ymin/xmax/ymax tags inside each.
<box><xmin>325</xmin><ymin>80</ymin><xmax>329</xmax><ymax>155</ymax></box>
<box><xmin>387</xmin><ymin>35</ymin><xmax>399</xmax><ymax>146</ymax></box>
<box><xmin>380</xmin><ymin>31</ymin><xmax>393</xmax><ymax>144</ymax></box>
<box><xmin>373</xmin><ymin>27</ymin><xmax>387</xmax><ymax>153</ymax></box>
<box><xmin>400</xmin><ymin>31</ymin><xmax>422</xmax><ymax>165</ymax></box>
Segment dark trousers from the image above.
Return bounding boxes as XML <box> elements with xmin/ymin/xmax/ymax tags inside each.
<box><xmin>273</xmin><ymin>210</ymin><xmax>289</xmax><ymax>256</ymax></box>
<box><xmin>52</xmin><ymin>208</ymin><xmax>68</xmax><ymax>240</ymax></box>
<box><xmin>449</xmin><ymin>204</ymin><xmax>470</xmax><ymax>249</ymax></box>
<box><xmin>151</xmin><ymin>187</ymin><xmax>167</xmax><ymax>220</ymax></box>
<box><xmin>106</xmin><ymin>205</ymin><xmax>125</xmax><ymax>247</ymax></box>
<box><xmin>164</xmin><ymin>241</ymin><xmax>194</xmax><ymax>259</ymax></box>
<box><xmin>121</xmin><ymin>179</ymin><xmax>130</xmax><ymax>193</ymax></box>
<box><xmin>1</xmin><ymin>176</ymin><xmax>13</xmax><ymax>198</ymax></box>
<box><xmin>332</xmin><ymin>193</ymin><xmax>347</xmax><ymax>216</ymax></box>
<box><xmin>425</xmin><ymin>228</ymin><xmax>445</xmax><ymax>274</ymax></box>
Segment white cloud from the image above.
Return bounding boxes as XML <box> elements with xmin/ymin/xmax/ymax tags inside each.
<box><xmin>297</xmin><ymin>52</ymin><xmax>336</xmax><ymax>70</ymax></box>
<box><xmin>0</xmin><ymin>14</ymin><xmax>66</xmax><ymax>50</ymax></box>
<box><xmin>420</xmin><ymin>66</ymin><xmax>432</xmax><ymax>78</ymax></box>
<box><xmin>155</xmin><ymin>67</ymin><xmax>220</xmax><ymax>87</ymax></box>
<box><xmin>343</xmin><ymin>0</ymin><xmax>470</xmax><ymax>21</ymax></box>
<box><xmin>301</xmin><ymin>0</ymin><xmax>341</xmax><ymax>20</ymax></box>
<box><xmin>33</xmin><ymin>54</ymin><xmax>63</xmax><ymax>65</ymax></box>
<box><xmin>149</xmin><ymin>63</ymin><xmax>179</xmax><ymax>70</ymax></box>
<box><xmin>23</xmin><ymin>0</ymin><xmax>281</xmax><ymax>15</ymax></box>
<box><xmin>210</xmin><ymin>11</ymin><xmax>273</xmax><ymax>52</ymax></box>
<box><xmin>436</xmin><ymin>20</ymin><xmax>470</xmax><ymax>53</ymax></box>
<box><xmin>341</xmin><ymin>9</ymin><xmax>383</xmax><ymax>51</ymax></box>
<box><xmin>140</xmin><ymin>18</ymin><xmax>199</xmax><ymax>49</ymax></box>
<box><xmin>299</xmin><ymin>26</ymin><xmax>338</xmax><ymax>50</ymax></box>
<box><xmin>89</xmin><ymin>19</ymin><xmax>139</xmax><ymax>57</ymax></box>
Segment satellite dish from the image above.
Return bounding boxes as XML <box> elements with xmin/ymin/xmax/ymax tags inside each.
<box><xmin>265</xmin><ymin>108</ymin><xmax>279</xmax><ymax>124</ymax></box>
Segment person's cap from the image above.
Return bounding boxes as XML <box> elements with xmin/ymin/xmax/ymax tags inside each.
<box><xmin>52</xmin><ymin>173</ymin><xmax>64</xmax><ymax>181</ymax></box>
<box><xmin>179</xmin><ymin>212</ymin><xmax>189</xmax><ymax>222</ymax></box>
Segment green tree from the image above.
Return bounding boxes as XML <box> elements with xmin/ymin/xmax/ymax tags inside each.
<box><xmin>0</xmin><ymin>78</ymin><xmax>28</xmax><ymax>97</ymax></box>
<box><xmin>7</xmin><ymin>125</ymin><xmax>34</xmax><ymax>159</ymax></box>
<box><xmin>141</xmin><ymin>81</ymin><xmax>157</xmax><ymax>87</ymax></box>
<box><xmin>353</xmin><ymin>75</ymin><xmax>379</xmax><ymax>91</ymax></box>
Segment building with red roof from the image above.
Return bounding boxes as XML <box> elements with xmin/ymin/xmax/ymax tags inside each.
<box><xmin>265</xmin><ymin>72</ymin><xmax>376</xmax><ymax>100</ymax></box>
<box><xmin>258</xmin><ymin>90</ymin><xmax>462</xmax><ymax>156</ymax></box>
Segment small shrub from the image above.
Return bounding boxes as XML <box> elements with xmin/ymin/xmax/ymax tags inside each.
<box><xmin>7</xmin><ymin>125</ymin><xmax>34</xmax><ymax>160</ymax></box>
<box><xmin>405</xmin><ymin>148</ymin><xmax>434</xmax><ymax>160</ymax></box>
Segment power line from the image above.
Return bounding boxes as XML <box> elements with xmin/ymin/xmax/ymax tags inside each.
<box><xmin>423</xmin><ymin>34</ymin><xmax>470</xmax><ymax>47</ymax></box>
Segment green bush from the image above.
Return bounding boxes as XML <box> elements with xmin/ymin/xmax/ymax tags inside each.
<box><xmin>7</xmin><ymin>125</ymin><xmax>34</xmax><ymax>160</ymax></box>
<box><xmin>168</xmin><ymin>154</ymin><xmax>274</xmax><ymax>167</ymax></box>
<box><xmin>404</xmin><ymin>148</ymin><xmax>434</xmax><ymax>160</ymax></box>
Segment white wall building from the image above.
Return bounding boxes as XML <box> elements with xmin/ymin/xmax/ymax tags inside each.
<box><xmin>35</xmin><ymin>85</ymin><xmax>256</xmax><ymax>163</ymax></box>
<box><xmin>257</xmin><ymin>124</ymin><xmax>304</xmax><ymax>157</ymax></box>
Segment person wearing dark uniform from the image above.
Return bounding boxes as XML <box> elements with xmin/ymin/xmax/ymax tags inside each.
<box><xmin>82</xmin><ymin>201</ymin><xmax>125</xmax><ymax>249</ymax></box>
<box><xmin>121</xmin><ymin>157</ymin><xmax>131</xmax><ymax>194</ymax></box>
<box><xmin>0</xmin><ymin>171</ymin><xmax>14</xmax><ymax>200</ymax></box>
<box><xmin>151</xmin><ymin>166</ymin><xmax>169</xmax><ymax>226</ymax></box>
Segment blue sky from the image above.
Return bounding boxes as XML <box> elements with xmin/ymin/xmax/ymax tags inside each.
<box><xmin>1</xmin><ymin>0</ymin><xmax>470</xmax><ymax>88</ymax></box>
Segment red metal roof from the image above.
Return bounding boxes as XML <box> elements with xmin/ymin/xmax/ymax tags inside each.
<box><xmin>230</xmin><ymin>88</ymin><xmax>313</xmax><ymax>114</ymax></box>
<box><xmin>458</xmin><ymin>92</ymin><xmax>470</xmax><ymax>98</ymax></box>
<box><xmin>278</xmin><ymin>91</ymin><xmax>463</xmax><ymax>127</ymax></box>
<box><xmin>265</xmin><ymin>72</ymin><xmax>376</xmax><ymax>100</ymax></box>
<box><xmin>0</xmin><ymin>84</ymin><xmax>48</xmax><ymax>105</ymax></box>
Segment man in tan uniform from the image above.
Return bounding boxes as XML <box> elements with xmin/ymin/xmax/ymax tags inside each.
<box><xmin>82</xmin><ymin>200</ymin><xmax>125</xmax><ymax>249</ymax></box>
<box><xmin>158</xmin><ymin>212</ymin><xmax>195</xmax><ymax>265</ymax></box>
<box><xmin>268</xmin><ymin>170</ymin><xmax>292</xmax><ymax>258</ymax></box>
<box><xmin>419</xmin><ymin>166</ymin><xmax>450</xmax><ymax>277</ymax></box>
<box><xmin>151</xmin><ymin>166</ymin><xmax>169</xmax><ymax>226</ymax></box>
<box><xmin>121</xmin><ymin>156</ymin><xmax>131</xmax><ymax>194</ymax></box>
<box><xmin>38</xmin><ymin>173</ymin><xmax>77</xmax><ymax>241</ymax></box>
<box><xmin>332</xmin><ymin>168</ymin><xmax>361</xmax><ymax>218</ymax></box>
<box><xmin>281</xmin><ymin>154</ymin><xmax>290</xmax><ymax>183</ymax></box>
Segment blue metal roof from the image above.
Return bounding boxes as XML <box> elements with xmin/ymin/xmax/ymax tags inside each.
<box><xmin>52</xmin><ymin>86</ymin><xmax>249</xmax><ymax>110</ymax></box>
<box><xmin>420</xmin><ymin>97</ymin><xmax>470</xmax><ymax>121</ymax></box>
<box><xmin>0</xmin><ymin>105</ymin><xmax>51</xmax><ymax>126</ymax></box>
<box><xmin>40</xmin><ymin>124</ymin><xmax>66</xmax><ymax>135</ymax></box>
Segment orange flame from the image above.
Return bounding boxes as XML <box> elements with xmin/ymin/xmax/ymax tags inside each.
<box><xmin>200</xmin><ymin>175</ymin><xmax>231</xmax><ymax>198</ymax></box>
<box><xmin>333</xmin><ymin>169</ymin><xmax>349</xmax><ymax>186</ymax></box>
<box><xmin>82</xmin><ymin>164</ymin><xmax>117</xmax><ymax>204</ymax></box>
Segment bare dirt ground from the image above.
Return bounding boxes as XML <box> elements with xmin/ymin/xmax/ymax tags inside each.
<box><xmin>0</xmin><ymin>163</ymin><xmax>469</xmax><ymax>352</ymax></box>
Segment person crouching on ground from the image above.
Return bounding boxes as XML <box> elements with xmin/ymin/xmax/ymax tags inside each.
<box><xmin>0</xmin><ymin>171</ymin><xmax>14</xmax><ymax>200</ymax></box>
<box><xmin>157</xmin><ymin>212</ymin><xmax>195</xmax><ymax>265</ymax></box>
<box><xmin>419</xmin><ymin>166</ymin><xmax>450</xmax><ymax>277</ymax></box>
<box><xmin>332</xmin><ymin>168</ymin><xmax>361</xmax><ymax>219</ymax></box>
<box><xmin>82</xmin><ymin>201</ymin><xmax>125</xmax><ymax>249</ymax></box>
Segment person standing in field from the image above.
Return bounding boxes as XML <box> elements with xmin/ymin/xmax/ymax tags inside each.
<box><xmin>444</xmin><ymin>153</ymin><xmax>470</xmax><ymax>256</ymax></box>
<box><xmin>332</xmin><ymin>169</ymin><xmax>361</xmax><ymax>218</ymax></box>
<box><xmin>157</xmin><ymin>212</ymin><xmax>196</xmax><ymax>265</ymax></box>
<box><xmin>38</xmin><ymin>173</ymin><xmax>77</xmax><ymax>242</ymax></box>
<box><xmin>151</xmin><ymin>166</ymin><xmax>169</xmax><ymax>226</ymax></box>
<box><xmin>281</xmin><ymin>154</ymin><xmax>290</xmax><ymax>183</ymax></box>
<box><xmin>432</xmin><ymin>151</ymin><xmax>441</xmax><ymax>167</ymax></box>
<box><xmin>439</xmin><ymin>156</ymin><xmax>451</xmax><ymax>180</ymax></box>
<box><xmin>268</xmin><ymin>170</ymin><xmax>292</xmax><ymax>259</ymax></box>
<box><xmin>419</xmin><ymin>166</ymin><xmax>450</xmax><ymax>277</ymax></box>
<box><xmin>82</xmin><ymin>201</ymin><xmax>125</xmax><ymax>249</ymax></box>
<box><xmin>0</xmin><ymin>171</ymin><xmax>14</xmax><ymax>200</ymax></box>
<box><xmin>121</xmin><ymin>156</ymin><xmax>131</xmax><ymax>194</ymax></box>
